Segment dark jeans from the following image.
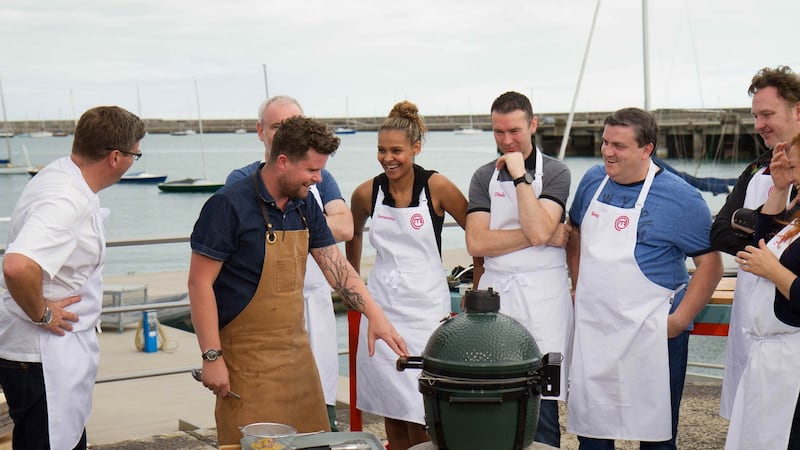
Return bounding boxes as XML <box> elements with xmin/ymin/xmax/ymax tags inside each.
<box><xmin>534</xmin><ymin>399</ymin><xmax>561</xmax><ymax>447</ymax></box>
<box><xmin>578</xmin><ymin>330</ymin><xmax>689</xmax><ymax>450</ymax></box>
<box><xmin>790</xmin><ymin>391</ymin><xmax>800</xmax><ymax>450</ymax></box>
<box><xmin>0</xmin><ymin>358</ymin><xmax>87</xmax><ymax>450</ymax></box>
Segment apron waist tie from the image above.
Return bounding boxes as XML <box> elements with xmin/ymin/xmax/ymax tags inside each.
<box><xmin>500</xmin><ymin>272</ymin><xmax>530</xmax><ymax>292</ymax></box>
<box><xmin>380</xmin><ymin>268</ymin><xmax>442</xmax><ymax>289</ymax></box>
<box><xmin>748</xmin><ymin>331</ymin><xmax>800</xmax><ymax>341</ymax></box>
<box><xmin>383</xmin><ymin>270</ymin><xmax>402</xmax><ymax>289</ymax></box>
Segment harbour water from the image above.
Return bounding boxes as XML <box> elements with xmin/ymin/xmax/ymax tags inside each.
<box><xmin>0</xmin><ymin>131</ymin><xmax>748</xmax><ymax>377</ymax></box>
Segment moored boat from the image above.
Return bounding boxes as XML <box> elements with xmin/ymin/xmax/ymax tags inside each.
<box><xmin>29</xmin><ymin>130</ymin><xmax>54</xmax><ymax>138</ymax></box>
<box><xmin>157</xmin><ymin>178</ymin><xmax>222</xmax><ymax>193</ymax></box>
<box><xmin>170</xmin><ymin>129</ymin><xmax>196</xmax><ymax>136</ymax></box>
<box><xmin>118</xmin><ymin>171</ymin><xmax>168</xmax><ymax>184</ymax></box>
<box><xmin>453</xmin><ymin>126</ymin><xmax>482</xmax><ymax>135</ymax></box>
<box><xmin>334</xmin><ymin>126</ymin><xmax>356</xmax><ymax>135</ymax></box>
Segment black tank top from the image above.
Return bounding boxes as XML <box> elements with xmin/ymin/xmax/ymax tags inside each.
<box><xmin>370</xmin><ymin>164</ymin><xmax>445</xmax><ymax>255</ymax></box>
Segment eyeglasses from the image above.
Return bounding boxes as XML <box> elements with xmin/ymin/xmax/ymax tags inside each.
<box><xmin>105</xmin><ymin>148</ymin><xmax>142</xmax><ymax>161</ymax></box>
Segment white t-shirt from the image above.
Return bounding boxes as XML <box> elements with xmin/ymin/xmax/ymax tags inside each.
<box><xmin>0</xmin><ymin>157</ymin><xmax>105</xmax><ymax>362</ymax></box>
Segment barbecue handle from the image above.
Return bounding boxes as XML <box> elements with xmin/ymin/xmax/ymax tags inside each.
<box><xmin>396</xmin><ymin>356</ymin><xmax>424</xmax><ymax>371</ymax></box>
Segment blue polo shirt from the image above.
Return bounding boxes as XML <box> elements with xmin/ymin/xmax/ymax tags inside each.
<box><xmin>569</xmin><ymin>163</ymin><xmax>714</xmax><ymax>314</ymax></box>
<box><xmin>191</xmin><ymin>168</ymin><xmax>335</xmax><ymax>327</ymax></box>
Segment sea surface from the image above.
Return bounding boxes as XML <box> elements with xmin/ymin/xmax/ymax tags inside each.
<box><xmin>1</xmin><ymin>131</ymin><xmax>749</xmax><ymax>377</ymax></box>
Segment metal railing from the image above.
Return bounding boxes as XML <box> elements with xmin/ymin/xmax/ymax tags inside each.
<box><xmin>2</xmin><ymin>229</ymin><xmax>726</xmax><ymax>384</ymax></box>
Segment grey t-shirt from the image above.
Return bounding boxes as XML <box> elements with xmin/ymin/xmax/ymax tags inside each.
<box><xmin>467</xmin><ymin>149</ymin><xmax>570</xmax><ymax>220</ymax></box>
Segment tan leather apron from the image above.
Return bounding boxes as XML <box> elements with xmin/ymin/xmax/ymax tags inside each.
<box><xmin>215</xmin><ymin>190</ymin><xmax>330</xmax><ymax>445</ymax></box>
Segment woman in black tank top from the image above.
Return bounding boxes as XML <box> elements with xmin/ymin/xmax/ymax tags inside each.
<box><xmin>345</xmin><ymin>100</ymin><xmax>472</xmax><ymax>450</ymax></box>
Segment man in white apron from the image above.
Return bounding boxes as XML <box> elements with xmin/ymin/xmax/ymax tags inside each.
<box><xmin>566</xmin><ymin>108</ymin><xmax>723</xmax><ymax>449</ymax></box>
<box><xmin>725</xmin><ymin>137</ymin><xmax>800</xmax><ymax>449</ymax></box>
<box><xmin>189</xmin><ymin>116</ymin><xmax>406</xmax><ymax>445</ymax></box>
<box><xmin>225</xmin><ymin>96</ymin><xmax>353</xmax><ymax>430</ymax></box>
<box><xmin>0</xmin><ymin>106</ymin><xmax>146</xmax><ymax>450</ymax></box>
<box><xmin>710</xmin><ymin>65</ymin><xmax>800</xmax><ymax>419</ymax></box>
<box><xmin>465</xmin><ymin>91</ymin><xmax>573</xmax><ymax>448</ymax></box>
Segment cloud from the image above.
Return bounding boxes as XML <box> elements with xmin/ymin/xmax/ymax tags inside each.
<box><xmin>0</xmin><ymin>0</ymin><xmax>798</xmax><ymax>120</ymax></box>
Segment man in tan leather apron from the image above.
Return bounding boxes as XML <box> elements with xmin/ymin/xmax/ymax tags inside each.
<box><xmin>566</xmin><ymin>108</ymin><xmax>722</xmax><ymax>449</ymax></box>
<box><xmin>224</xmin><ymin>96</ymin><xmax>354</xmax><ymax>431</ymax></box>
<box><xmin>0</xmin><ymin>106</ymin><xmax>146</xmax><ymax>450</ymax></box>
<box><xmin>188</xmin><ymin>116</ymin><xmax>407</xmax><ymax>446</ymax></box>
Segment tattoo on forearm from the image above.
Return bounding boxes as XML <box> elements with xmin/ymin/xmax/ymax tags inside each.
<box><xmin>317</xmin><ymin>246</ymin><xmax>366</xmax><ymax>312</ymax></box>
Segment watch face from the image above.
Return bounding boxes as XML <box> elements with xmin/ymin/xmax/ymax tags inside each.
<box><xmin>524</xmin><ymin>173</ymin><xmax>533</xmax><ymax>184</ymax></box>
<box><xmin>203</xmin><ymin>349</ymin><xmax>221</xmax><ymax>361</ymax></box>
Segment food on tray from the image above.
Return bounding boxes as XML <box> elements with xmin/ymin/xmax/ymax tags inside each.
<box><xmin>250</xmin><ymin>437</ymin><xmax>284</xmax><ymax>450</ymax></box>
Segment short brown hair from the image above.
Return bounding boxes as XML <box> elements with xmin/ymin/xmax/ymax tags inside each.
<box><xmin>72</xmin><ymin>106</ymin><xmax>146</xmax><ymax>161</ymax></box>
<box><xmin>270</xmin><ymin>116</ymin><xmax>339</xmax><ymax>162</ymax></box>
<box><xmin>748</xmin><ymin>66</ymin><xmax>800</xmax><ymax>103</ymax></box>
<box><xmin>604</xmin><ymin>107</ymin><xmax>658</xmax><ymax>148</ymax></box>
<box><xmin>491</xmin><ymin>91</ymin><xmax>534</xmax><ymax>123</ymax></box>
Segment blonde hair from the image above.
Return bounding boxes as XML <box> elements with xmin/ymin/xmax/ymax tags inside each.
<box><xmin>380</xmin><ymin>100</ymin><xmax>426</xmax><ymax>144</ymax></box>
<box><xmin>778</xmin><ymin>133</ymin><xmax>800</xmax><ymax>243</ymax></box>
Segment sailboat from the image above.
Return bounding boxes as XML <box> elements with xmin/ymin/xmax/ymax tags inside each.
<box><xmin>0</xmin><ymin>75</ymin><xmax>33</xmax><ymax>175</ymax></box>
<box><xmin>158</xmin><ymin>78</ymin><xmax>223</xmax><ymax>193</ymax></box>
<box><xmin>29</xmin><ymin>121</ymin><xmax>53</xmax><ymax>138</ymax></box>
<box><xmin>234</xmin><ymin>120</ymin><xmax>247</xmax><ymax>134</ymax></box>
<box><xmin>334</xmin><ymin>96</ymin><xmax>356</xmax><ymax>135</ymax></box>
<box><xmin>454</xmin><ymin>114</ymin><xmax>482</xmax><ymax>135</ymax></box>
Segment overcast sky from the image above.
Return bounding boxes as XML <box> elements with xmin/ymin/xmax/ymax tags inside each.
<box><xmin>0</xmin><ymin>0</ymin><xmax>797</xmax><ymax>122</ymax></box>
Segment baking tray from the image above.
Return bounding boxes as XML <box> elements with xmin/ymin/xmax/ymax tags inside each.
<box><xmin>240</xmin><ymin>431</ymin><xmax>384</xmax><ymax>450</ymax></box>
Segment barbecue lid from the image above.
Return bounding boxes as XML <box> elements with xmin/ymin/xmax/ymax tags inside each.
<box><xmin>421</xmin><ymin>288</ymin><xmax>543</xmax><ymax>376</ymax></box>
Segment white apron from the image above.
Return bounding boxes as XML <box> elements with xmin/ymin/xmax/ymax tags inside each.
<box><xmin>477</xmin><ymin>148</ymin><xmax>573</xmax><ymax>401</ymax></box>
<box><xmin>39</xmin><ymin>206</ymin><xmax>108</xmax><ymax>450</ymax></box>
<box><xmin>725</xmin><ymin>224</ymin><xmax>800</xmax><ymax>449</ymax></box>
<box><xmin>720</xmin><ymin>166</ymin><xmax>787</xmax><ymax>418</ymax></box>
<box><xmin>356</xmin><ymin>185</ymin><xmax>450</xmax><ymax>424</ymax></box>
<box><xmin>567</xmin><ymin>161</ymin><xmax>676</xmax><ymax>441</ymax></box>
<box><xmin>303</xmin><ymin>184</ymin><xmax>339</xmax><ymax>406</ymax></box>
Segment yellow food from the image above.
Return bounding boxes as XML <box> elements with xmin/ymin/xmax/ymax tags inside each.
<box><xmin>250</xmin><ymin>437</ymin><xmax>283</xmax><ymax>450</ymax></box>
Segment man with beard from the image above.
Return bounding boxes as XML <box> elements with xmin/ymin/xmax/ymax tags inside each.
<box><xmin>188</xmin><ymin>116</ymin><xmax>407</xmax><ymax>446</ymax></box>
<box><xmin>226</xmin><ymin>96</ymin><xmax>352</xmax><ymax>431</ymax></box>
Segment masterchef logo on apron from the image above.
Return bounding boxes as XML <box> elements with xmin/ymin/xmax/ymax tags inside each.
<box><xmin>615</xmin><ymin>215</ymin><xmax>630</xmax><ymax>231</ymax></box>
<box><xmin>410</xmin><ymin>213</ymin><xmax>424</xmax><ymax>230</ymax></box>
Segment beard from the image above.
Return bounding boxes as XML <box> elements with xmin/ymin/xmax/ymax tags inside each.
<box><xmin>278</xmin><ymin>175</ymin><xmax>310</xmax><ymax>200</ymax></box>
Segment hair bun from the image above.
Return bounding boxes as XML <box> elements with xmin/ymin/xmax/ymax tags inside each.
<box><xmin>389</xmin><ymin>100</ymin><xmax>419</xmax><ymax>122</ymax></box>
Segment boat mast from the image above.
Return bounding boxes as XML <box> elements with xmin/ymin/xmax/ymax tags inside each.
<box><xmin>136</xmin><ymin>85</ymin><xmax>143</xmax><ymax>118</ymax></box>
<box><xmin>642</xmin><ymin>0</ymin><xmax>651</xmax><ymax>110</ymax></box>
<box><xmin>268</xmin><ymin>64</ymin><xmax>269</xmax><ymax>98</ymax></box>
<box><xmin>0</xmin><ymin>74</ymin><xmax>11</xmax><ymax>162</ymax></box>
<box><xmin>194</xmin><ymin>77</ymin><xmax>207</xmax><ymax>180</ymax></box>
<box><xmin>557</xmin><ymin>0</ymin><xmax>602</xmax><ymax>161</ymax></box>
<box><xmin>70</xmin><ymin>88</ymin><xmax>77</xmax><ymax>128</ymax></box>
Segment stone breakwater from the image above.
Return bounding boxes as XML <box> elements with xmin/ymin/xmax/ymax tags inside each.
<box><xmin>3</xmin><ymin>106</ymin><xmax>762</xmax><ymax>159</ymax></box>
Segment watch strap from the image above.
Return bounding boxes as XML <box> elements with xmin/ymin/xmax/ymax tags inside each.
<box><xmin>202</xmin><ymin>349</ymin><xmax>223</xmax><ymax>361</ymax></box>
<box><xmin>32</xmin><ymin>306</ymin><xmax>52</xmax><ymax>326</ymax></box>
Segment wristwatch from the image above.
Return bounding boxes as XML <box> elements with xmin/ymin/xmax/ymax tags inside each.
<box><xmin>201</xmin><ymin>348</ymin><xmax>223</xmax><ymax>361</ymax></box>
<box><xmin>32</xmin><ymin>306</ymin><xmax>53</xmax><ymax>326</ymax></box>
<box><xmin>513</xmin><ymin>172</ymin><xmax>533</xmax><ymax>187</ymax></box>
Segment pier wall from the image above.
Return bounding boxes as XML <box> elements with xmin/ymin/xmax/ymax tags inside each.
<box><xmin>2</xmin><ymin>107</ymin><xmax>763</xmax><ymax>160</ymax></box>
